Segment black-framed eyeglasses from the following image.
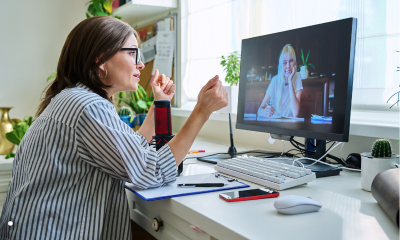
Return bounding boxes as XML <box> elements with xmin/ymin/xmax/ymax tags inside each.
<box><xmin>120</xmin><ymin>48</ymin><xmax>142</xmax><ymax>65</ymax></box>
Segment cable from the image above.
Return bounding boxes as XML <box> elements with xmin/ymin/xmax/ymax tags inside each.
<box><xmin>281</xmin><ymin>140</ymin><xmax>285</xmax><ymax>156</ymax></box>
<box><xmin>292</xmin><ymin>142</ymin><xmax>361</xmax><ymax>172</ymax></box>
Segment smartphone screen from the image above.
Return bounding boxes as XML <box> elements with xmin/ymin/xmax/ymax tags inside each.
<box><xmin>219</xmin><ymin>188</ymin><xmax>279</xmax><ymax>202</ymax></box>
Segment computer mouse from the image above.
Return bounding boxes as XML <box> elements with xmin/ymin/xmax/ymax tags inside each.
<box><xmin>273</xmin><ymin>195</ymin><xmax>322</xmax><ymax>215</ymax></box>
<box><xmin>346</xmin><ymin>153</ymin><xmax>361</xmax><ymax>168</ymax></box>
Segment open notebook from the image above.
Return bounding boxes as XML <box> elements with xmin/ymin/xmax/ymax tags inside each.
<box><xmin>125</xmin><ymin>173</ymin><xmax>249</xmax><ymax>201</ymax></box>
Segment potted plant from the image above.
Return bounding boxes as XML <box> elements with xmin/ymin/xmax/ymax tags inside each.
<box><xmin>298</xmin><ymin>48</ymin><xmax>315</xmax><ymax>79</ymax></box>
<box><xmin>121</xmin><ymin>83</ymin><xmax>154</xmax><ymax>130</ymax></box>
<box><xmin>118</xmin><ymin>106</ymin><xmax>135</xmax><ymax>128</ymax></box>
<box><xmin>4</xmin><ymin>116</ymin><xmax>34</xmax><ymax>159</ymax></box>
<box><xmin>360</xmin><ymin>139</ymin><xmax>399</xmax><ymax>191</ymax></box>
<box><xmin>219</xmin><ymin>51</ymin><xmax>240</xmax><ymax>114</ymax></box>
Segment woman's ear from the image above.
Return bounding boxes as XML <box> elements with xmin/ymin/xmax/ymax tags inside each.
<box><xmin>99</xmin><ymin>63</ymin><xmax>105</xmax><ymax>71</ymax></box>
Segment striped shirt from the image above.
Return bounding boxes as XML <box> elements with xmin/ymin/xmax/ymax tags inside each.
<box><xmin>0</xmin><ymin>84</ymin><xmax>177</xmax><ymax>240</ymax></box>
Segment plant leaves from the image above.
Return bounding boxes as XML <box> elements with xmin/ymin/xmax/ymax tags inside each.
<box><xmin>114</xmin><ymin>16</ymin><xmax>122</xmax><ymax>20</ymax></box>
<box><xmin>103</xmin><ymin>1</ymin><xmax>113</xmax><ymax>14</ymax></box>
<box><xmin>46</xmin><ymin>72</ymin><xmax>57</xmax><ymax>82</ymax></box>
<box><xmin>6</xmin><ymin>131</ymin><xmax>20</xmax><ymax>145</ymax></box>
<box><xmin>305</xmin><ymin>49</ymin><xmax>311</xmax><ymax>63</ymax></box>
<box><xmin>96</xmin><ymin>12</ymin><xmax>109</xmax><ymax>16</ymax></box>
<box><xmin>86</xmin><ymin>12</ymin><xmax>91</xmax><ymax>18</ymax></box>
<box><xmin>308</xmin><ymin>63</ymin><xmax>315</xmax><ymax>69</ymax></box>
<box><xmin>137</xmin><ymin>100</ymin><xmax>147</xmax><ymax>110</ymax></box>
<box><xmin>5</xmin><ymin>153</ymin><xmax>15</xmax><ymax>159</ymax></box>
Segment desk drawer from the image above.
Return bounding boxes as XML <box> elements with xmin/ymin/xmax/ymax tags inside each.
<box><xmin>126</xmin><ymin>190</ymin><xmax>213</xmax><ymax>240</ymax></box>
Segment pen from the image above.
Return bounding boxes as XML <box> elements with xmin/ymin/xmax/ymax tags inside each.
<box><xmin>177</xmin><ymin>183</ymin><xmax>226</xmax><ymax>187</ymax></box>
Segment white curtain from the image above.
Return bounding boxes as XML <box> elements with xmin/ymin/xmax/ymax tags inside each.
<box><xmin>181</xmin><ymin>0</ymin><xmax>400</xmax><ymax>111</ymax></box>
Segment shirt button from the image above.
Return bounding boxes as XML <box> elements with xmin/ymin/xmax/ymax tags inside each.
<box><xmin>8</xmin><ymin>221</ymin><xmax>13</xmax><ymax>226</ymax></box>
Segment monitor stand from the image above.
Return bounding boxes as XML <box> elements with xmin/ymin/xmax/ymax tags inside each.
<box><xmin>304</xmin><ymin>138</ymin><xmax>342</xmax><ymax>178</ymax></box>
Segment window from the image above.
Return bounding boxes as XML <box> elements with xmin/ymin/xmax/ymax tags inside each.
<box><xmin>180</xmin><ymin>0</ymin><xmax>400</xmax><ymax>112</ymax></box>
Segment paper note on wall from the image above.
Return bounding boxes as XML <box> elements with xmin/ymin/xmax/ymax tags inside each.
<box><xmin>152</xmin><ymin>31</ymin><xmax>175</xmax><ymax>77</ymax></box>
<box><xmin>141</xmin><ymin>36</ymin><xmax>156</xmax><ymax>63</ymax></box>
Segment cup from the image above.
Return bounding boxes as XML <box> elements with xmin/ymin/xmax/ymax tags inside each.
<box><xmin>361</xmin><ymin>152</ymin><xmax>399</xmax><ymax>191</ymax></box>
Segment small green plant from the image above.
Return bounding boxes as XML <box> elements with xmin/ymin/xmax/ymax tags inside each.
<box><xmin>371</xmin><ymin>139</ymin><xmax>392</xmax><ymax>158</ymax></box>
<box><xmin>5</xmin><ymin>116</ymin><xmax>34</xmax><ymax>159</ymax></box>
<box><xmin>122</xmin><ymin>84</ymin><xmax>154</xmax><ymax>114</ymax></box>
<box><xmin>86</xmin><ymin>0</ymin><xmax>121</xmax><ymax>19</ymax></box>
<box><xmin>220</xmin><ymin>51</ymin><xmax>241</xmax><ymax>86</ymax></box>
<box><xmin>298</xmin><ymin>48</ymin><xmax>315</xmax><ymax>71</ymax></box>
<box><xmin>118</xmin><ymin>106</ymin><xmax>133</xmax><ymax>116</ymax></box>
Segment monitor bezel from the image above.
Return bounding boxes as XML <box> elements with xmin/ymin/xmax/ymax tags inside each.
<box><xmin>236</xmin><ymin>18</ymin><xmax>357</xmax><ymax>142</ymax></box>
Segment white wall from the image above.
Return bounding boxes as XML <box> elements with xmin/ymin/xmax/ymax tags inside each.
<box><xmin>0</xmin><ymin>0</ymin><xmax>87</xmax><ymax>119</ymax></box>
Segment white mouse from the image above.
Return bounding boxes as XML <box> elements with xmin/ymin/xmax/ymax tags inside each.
<box><xmin>274</xmin><ymin>195</ymin><xmax>322</xmax><ymax>215</ymax></box>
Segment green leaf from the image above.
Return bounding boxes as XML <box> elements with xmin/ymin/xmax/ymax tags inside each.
<box><xmin>129</xmin><ymin>115</ymin><xmax>135</xmax><ymax>123</ymax></box>
<box><xmin>6</xmin><ymin>132</ymin><xmax>20</xmax><ymax>145</ymax></box>
<box><xmin>137</xmin><ymin>100</ymin><xmax>147</xmax><ymax>110</ymax></box>
<box><xmin>94</xmin><ymin>2</ymin><xmax>103</xmax><ymax>13</ymax></box>
<box><xmin>46</xmin><ymin>72</ymin><xmax>56</xmax><ymax>82</ymax></box>
<box><xmin>308</xmin><ymin>63</ymin><xmax>315</xmax><ymax>69</ymax></box>
<box><xmin>86</xmin><ymin>12</ymin><xmax>91</xmax><ymax>18</ymax></box>
<box><xmin>300</xmin><ymin>49</ymin><xmax>305</xmax><ymax>64</ymax></box>
<box><xmin>96</xmin><ymin>12</ymin><xmax>109</xmax><ymax>16</ymax></box>
<box><xmin>305</xmin><ymin>49</ymin><xmax>311</xmax><ymax>63</ymax></box>
<box><xmin>114</xmin><ymin>16</ymin><xmax>122</xmax><ymax>20</ymax></box>
<box><xmin>5</xmin><ymin>153</ymin><xmax>15</xmax><ymax>159</ymax></box>
<box><xmin>23</xmin><ymin>116</ymin><xmax>33</xmax><ymax>126</ymax></box>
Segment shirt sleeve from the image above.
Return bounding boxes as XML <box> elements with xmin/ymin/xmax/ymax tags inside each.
<box><xmin>75</xmin><ymin>101</ymin><xmax>177</xmax><ymax>189</ymax></box>
<box><xmin>293</xmin><ymin>72</ymin><xmax>303</xmax><ymax>92</ymax></box>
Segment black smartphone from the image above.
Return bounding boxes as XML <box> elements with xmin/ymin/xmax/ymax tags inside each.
<box><xmin>219</xmin><ymin>188</ymin><xmax>279</xmax><ymax>202</ymax></box>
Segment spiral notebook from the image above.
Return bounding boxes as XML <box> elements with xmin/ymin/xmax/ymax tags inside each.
<box><xmin>125</xmin><ymin>173</ymin><xmax>250</xmax><ymax>201</ymax></box>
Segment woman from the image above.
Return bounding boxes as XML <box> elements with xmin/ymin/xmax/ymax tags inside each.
<box><xmin>0</xmin><ymin>17</ymin><xmax>227</xmax><ymax>239</ymax></box>
<box><xmin>259</xmin><ymin>44</ymin><xmax>303</xmax><ymax>118</ymax></box>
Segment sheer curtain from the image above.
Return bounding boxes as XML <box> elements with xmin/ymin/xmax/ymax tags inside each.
<box><xmin>181</xmin><ymin>0</ymin><xmax>400</xmax><ymax>112</ymax></box>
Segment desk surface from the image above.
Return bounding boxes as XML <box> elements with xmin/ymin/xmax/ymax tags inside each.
<box><xmin>127</xmin><ymin>137</ymin><xmax>399</xmax><ymax>240</ymax></box>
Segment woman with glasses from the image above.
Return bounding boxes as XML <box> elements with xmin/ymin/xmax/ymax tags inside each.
<box><xmin>0</xmin><ymin>16</ymin><xmax>228</xmax><ymax>240</ymax></box>
<box><xmin>258</xmin><ymin>44</ymin><xmax>303</xmax><ymax>118</ymax></box>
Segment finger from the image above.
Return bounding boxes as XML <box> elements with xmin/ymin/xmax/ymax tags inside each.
<box><xmin>201</xmin><ymin>75</ymin><xmax>219</xmax><ymax>93</ymax></box>
<box><xmin>153</xmin><ymin>69</ymin><xmax>160</xmax><ymax>87</ymax></box>
<box><xmin>164</xmin><ymin>80</ymin><xmax>174</xmax><ymax>93</ymax></box>
<box><xmin>168</xmin><ymin>84</ymin><xmax>176</xmax><ymax>95</ymax></box>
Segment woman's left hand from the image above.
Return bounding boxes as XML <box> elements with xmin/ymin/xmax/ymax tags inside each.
<box><xmin>288</xmin><ymin>66</ymin><xmax>297</xmax><ymax>85</ymax></box>
<box><xmin>152</xmin><ymin>69</ymin><xmax>175</xmax><ymax>101</ymax></box>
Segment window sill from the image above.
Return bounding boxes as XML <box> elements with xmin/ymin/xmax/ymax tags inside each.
<box><xmin>172</xmin><ymin>105</ymin><xmax>399</xmax><ymax>140</ymax></box>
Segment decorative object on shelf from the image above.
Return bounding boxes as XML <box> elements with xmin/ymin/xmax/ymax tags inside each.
<box><xmin>118</xmin><ymin>106</ymin><xmax>135</xmax><ymax>128</ymax></box>
<box><xmin>298</xmin><ymin>48</ymin><xmax>315</xmax><ymax>79</ymax></box>
<box><xmin>4</xmin><ymin>116</ymin><xmax>34</xmax><ymax>159</ymax></box>
<box><xmin>86</xmin><ymin>0</ymin><xmax>122</xmax><ymax>19</ymax></box>
<box><xmin>360</xmin><ymin>139</ymin><xmax>399</xmax><ymax>191</ymax></box>
<box><xmin>219</xmin><ymin>51</ymin><xmax>240</xmax><ymax>113</ymax></box>
<box><xmin>0</xmin><ymin>108</ymin><xmax>15</xmax><ymax>155</ymax></box>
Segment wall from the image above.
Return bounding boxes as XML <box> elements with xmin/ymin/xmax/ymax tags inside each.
<box><xmin>0</xmin><ymin>0</ymin><xmax>88</xmax><ymax>119</ymax></box>
<box><xmin>172</xmin><ymin>116</ymin><xmax>399</xmax><ymax>160</ymax></box>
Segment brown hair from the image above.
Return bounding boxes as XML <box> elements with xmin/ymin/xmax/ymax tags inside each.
<box><xmin>36</xmin><ymin>16</ymin><xmax>140</xmax><ymax>117</ymax></box>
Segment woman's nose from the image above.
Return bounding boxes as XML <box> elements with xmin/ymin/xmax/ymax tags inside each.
<box><xmin>137</xmin><ymin>61</ymin><xmax>145</xmax><ymax>70</ymax></box>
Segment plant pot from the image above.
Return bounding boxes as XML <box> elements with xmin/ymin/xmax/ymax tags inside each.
<box><xmin>300</xmin><ymin>66</ymin><xmax>309</xmax><ymax>79</ymax></box>
<box><xmin>0</xmin><ymin>107</ymin><xmax>15</xmax><ymax>155</ymax></box>
<box><xmin>360</xmin><ymin>152</ymin><xmax>399</xmax><ymax>191</ymax></box>
<box><xmin>119</xmin><ymin>115</ymin><xmax>135</xmax><ymax>128</ymax></box>
<box><xmin>217</xmin><ymin>86</ymin><xmax>238</xmax><ymax>114</ymax></box>
<box><xmin>134</xmin><ymin>113</ymin><xmax>147</xmax><ymax>131</ymax></box>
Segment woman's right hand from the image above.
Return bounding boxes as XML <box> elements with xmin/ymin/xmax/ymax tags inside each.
<box><xmin>265</xmin><ymin>105</ymin><xmax>275</xmax><ymax>117</ymax></box>
<box><xmin>195</xmin><ymin>75</ymin><xmax>228</xmax><ymax>117</ymax></box>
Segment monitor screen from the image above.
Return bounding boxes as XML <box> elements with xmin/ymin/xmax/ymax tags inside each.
<box><xmin>236</xmin><ymin>18</ymin><xmax>357</xmax><ymax>142</ymax></box>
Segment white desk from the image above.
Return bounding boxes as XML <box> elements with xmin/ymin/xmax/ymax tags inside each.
<box><xmin>125</xmin><ymin>137</ymin><xmax>399</xmax><ymax>240</ymax></box>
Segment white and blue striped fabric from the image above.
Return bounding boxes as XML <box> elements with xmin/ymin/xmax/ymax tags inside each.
<box><xmin>0</xmin><ymin>83</ymin><xmax>177</xmax><ymax>240</ymax></box>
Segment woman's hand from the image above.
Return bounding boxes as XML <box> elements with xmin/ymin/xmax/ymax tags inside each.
<box><xmin>288</xmin><ymin>65</ymin><xmax>297</xmax><ymax>86</ymax></box>
<box><xmin>265</xmin><ymin>105</ymin><xmax>275</xmax><ymax>117</ymax></box>
<box><xmin>151</xmin><ymin>69</ymin><xmax>175</xmax><ymax>101</ymax></box>
<box><xmin>195</xmin><ymin>75</ymin><xmax>228</xmax><ymax>117</ymax></box>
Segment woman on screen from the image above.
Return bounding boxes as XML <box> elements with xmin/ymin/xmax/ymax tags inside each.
<box><xmin>259</xmin><ymin>44</ymin><xmax>303</xmax><ymax>117</ymax></box>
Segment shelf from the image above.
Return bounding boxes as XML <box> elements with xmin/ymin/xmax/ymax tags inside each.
<box><xmin>114</xmin><ymin>0</ymin><xmax>178</xmax><ymax>26</ymax></box>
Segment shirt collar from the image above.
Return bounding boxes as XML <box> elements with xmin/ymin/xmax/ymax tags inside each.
<box><xmin>75</xmin><ymin>82</ymin><xmax>93</xmax><ymax>92</ymax></box>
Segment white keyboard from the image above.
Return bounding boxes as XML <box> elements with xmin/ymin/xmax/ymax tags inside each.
<box><xmin>215</xmin><ymin>155</ymin><xmax>316</xmax><ymax>190</ymax></box>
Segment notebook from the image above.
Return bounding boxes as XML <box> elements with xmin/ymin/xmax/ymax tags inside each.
<box><xmin>125</xmin><ymin>173</ymin><xmax>250</xmax><ymax>201</ymax></box>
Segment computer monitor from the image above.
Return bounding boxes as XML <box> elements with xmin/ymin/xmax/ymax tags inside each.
<box><xmin>198</xmin><ymin>18</ymin><xmax>356</xmax><ymax>177</ymax></box>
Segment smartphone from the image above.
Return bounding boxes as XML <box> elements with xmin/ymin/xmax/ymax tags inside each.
<box><xmin>219</xmin><ymin>188</ymin><xmax>279</xmax><ymax>202</ymax></box>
